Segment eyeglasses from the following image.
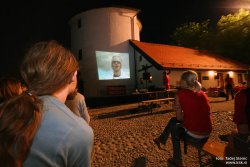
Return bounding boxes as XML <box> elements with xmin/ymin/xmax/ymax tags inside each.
<box><xmin>112</xmin><ymin>61</ymin><xmax>121</xmax><ymax>64</ymax></box>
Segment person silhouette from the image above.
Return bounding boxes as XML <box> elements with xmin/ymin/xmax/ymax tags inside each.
<box><xmin>225</xmin><ymin>74</ymin><xmax>234</xmax><ymax>100</ymax></box>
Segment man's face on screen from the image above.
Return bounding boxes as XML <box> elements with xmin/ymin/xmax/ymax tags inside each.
<box><xmin>112</xmin><ymin>61</ymin><xmax>121</xmax><ymax>72</ymax></box>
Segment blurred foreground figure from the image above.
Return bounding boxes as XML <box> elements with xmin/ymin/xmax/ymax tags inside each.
<box><xmin>226</xmin><ymin>74</ymin><xmax>250</xmax><ymax>158</ymax></box>
<box><xmin>0</xmin><ymin>77</ymin><xmax>23</xmax><ymax>103</ymax></box>
<box><xmin>0</xmin><ymin>40</ymin><xmax>94</xmax><ymax>167</ymax></box>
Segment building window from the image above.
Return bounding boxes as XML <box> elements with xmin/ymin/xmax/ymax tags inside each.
<box><xmin>244</xmin><ymin>73</ymin><xmax>248</xmax><ymax>81</ymax></box>
<box><xmin>77</xmin><ymin>19</ymin><xmax>81</xmax><ymax>28</ymax></box>
<box><xmin>238</xmin><ymin>73</ymin><xmax>243</xmax><ymax>83</ymax></box>
<box><xmin>139</xmin><ymin>56</ymin><xmax>142</xmax><ymax>61</ymax></box>
<box><xmin>197</xmin><ymin>72</ymin><xmax>202</xmax><ymax>83</ymax></box>
<box><xmin>78</xmin><ymin>49</ymin><xmax>82</xmax><ymax>60</ymax></box>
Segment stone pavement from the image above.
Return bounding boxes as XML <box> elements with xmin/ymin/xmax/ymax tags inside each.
<box><xmin>88</xmin><ymin>97</ymin><xmax>235</xmax><ymax>167</ymax></box>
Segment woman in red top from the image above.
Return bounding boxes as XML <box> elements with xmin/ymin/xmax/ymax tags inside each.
<box><xmin>154</xmin><ymin>70</ymin><xmax>212</xmax><ymax>166</ymax></box>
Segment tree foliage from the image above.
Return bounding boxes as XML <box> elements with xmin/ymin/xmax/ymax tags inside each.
<box><xmin>171</xmin><ymin>20</ymin><xmax>210</xmax><ymax>49</ymax></box>
<box><xmin>171</xmin><ymin>9</ymin><xmax>250</xmax><ymax>65</ymax></box>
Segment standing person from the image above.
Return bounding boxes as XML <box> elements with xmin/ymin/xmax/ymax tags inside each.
<box><xmin>162</xmin><ymin>70</ymin><xmax>170</xmax><ymax>90</ymax></box>
<box><xmin>153</xmin><ymin>70</ymin><xmax>212</xmax><ymax>166</ymax></box>
<box><xmin>0</xmin><ymin>40</ymin><xmax>94</xmax><ymax>167</ymax></box>
<box><xmin>225</xmin><ymin>74</ymin><xmax>234</xmax><ymax>100</ymax></box>
<box><xmin>66</xmin><ymin>89</ymin><xmax>90</xmax><ymax>124</ymax></box>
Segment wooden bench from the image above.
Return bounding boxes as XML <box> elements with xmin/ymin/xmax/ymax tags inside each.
<box><xmin>202</xmin><ymin>140</ymin><xmax>226</xmax><ymax>159</ymax></box>
<box><xmin>185</xmin><ymin>139</ymin><xmax>227</xmax><ymax>167</ymax></box>
<box><xmin>139</xmin><ymin>98</ymin><xmax>175</xmax><ymax>113</ymax></box>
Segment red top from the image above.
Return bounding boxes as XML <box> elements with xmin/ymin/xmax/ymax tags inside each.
<box><xmin>233</xmin><ymin>90</ymin><xmax>248</xmax><ymax>125</ymax></box>
<box><xmin>163</xmin><ymin>75</ymin><xmax>170</xmax><ymax>89</ymax></box>
<box><xmin>177</xmin><ymin>89</ymin><xmax>212</xmax><ymax>132</ymax></box>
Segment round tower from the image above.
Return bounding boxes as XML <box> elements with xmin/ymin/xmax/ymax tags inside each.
<box><xmin>69</xmin><ymin>7</ymin><xmax>141</xmax><ymax>97</ymax></box>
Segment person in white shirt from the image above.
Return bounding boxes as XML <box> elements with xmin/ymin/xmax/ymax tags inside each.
<box><xmin>111</xmin><ymin>55</ymin><xmax>129</xmax><ymax>79</ymax></box>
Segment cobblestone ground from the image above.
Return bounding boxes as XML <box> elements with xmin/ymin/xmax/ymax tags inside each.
<box><xmin>89</xmin><ymin>97</ymin><xmax>235</xmax><ymax>167</ymax></box>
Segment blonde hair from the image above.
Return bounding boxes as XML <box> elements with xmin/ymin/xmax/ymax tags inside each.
<box><xmin>180</xmin><ymin>70</ymin><xmax>201</xmax><ymax>91</ymax></box>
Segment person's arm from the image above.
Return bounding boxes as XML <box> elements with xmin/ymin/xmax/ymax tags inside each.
<box><xmin>81</xmin><ymin>99</ymin><xmax>90</xmax><ymax>124</ymax></box>
<box><xmin>173</xmin><ymin>94</ymin><xmax>183</xmax><ymax>121</ymax></box>
<box><xmin>77</xmin><ymin>94</ymin><xmax>90</xmax><ymax>124</ymax></box>
<box><xmin>200</xmin><ymin>91</ymin><xmax>211</xmax><ymax>114</ymax></box>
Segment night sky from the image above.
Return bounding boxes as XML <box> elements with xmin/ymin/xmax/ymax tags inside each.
<box><xmin>0</xmin><ymin>0</ymin><xmax>240</xmax><ymax>77</ymax></box>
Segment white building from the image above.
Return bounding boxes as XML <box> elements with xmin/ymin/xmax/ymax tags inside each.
<box><xmin>69</xmin><ymin>6</ymin><xmax>249</xmax><ymax>98</ymax></box>
<box><xmin>69</xmin><ymin>6</ymin><xmax>141</xmax><ymax>97</ymax></box>
<box><xmin>130</xmin><ymin>40</ymin><xmax>249</xmax><ymax>94</ymax></box>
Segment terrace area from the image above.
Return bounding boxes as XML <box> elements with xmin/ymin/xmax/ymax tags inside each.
<box><xmin>88</xmin><ymin>97</ymin><xmax>235</xmax><ymax>167</ymax></box>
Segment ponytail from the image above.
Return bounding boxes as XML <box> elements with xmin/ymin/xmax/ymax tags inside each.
<box><xmin>0</xmin><ymin>93</ymin><xmax>42</xmax><ymax>167</ymax></box>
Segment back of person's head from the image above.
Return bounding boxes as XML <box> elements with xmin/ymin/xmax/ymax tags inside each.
<box><xmin>163</xmin><ymin>70</ymin><xmax>170</xmax><ymax>75</ymax></box>
<box><xmin>180</xmin><ymin>70</ymin><xmax>201</xmax><ymax>91</ymax></box>
<box><xmin>0</xmin><ymin>93</ymin><xmax>42</xmax><ymax>167</ymax></box>
<box><xmin>0</xmin><ymin>77</ymin><xmax>22</xmax><ymax>102</ymax></box>
<box><xmin>21</xmin><ymin>40</ymin><xmax>79</xmax><ymax>95</ymax></box>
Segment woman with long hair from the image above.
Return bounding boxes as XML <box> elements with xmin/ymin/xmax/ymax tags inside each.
<box><xmin>0</xmin><ymin>40</ymin><xmax>94</xmax><ymax>167</ymax></box>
